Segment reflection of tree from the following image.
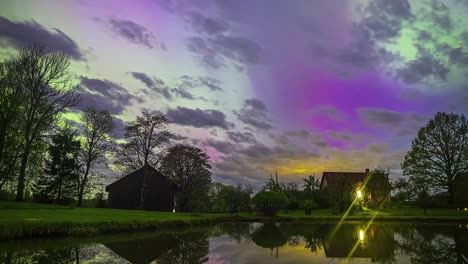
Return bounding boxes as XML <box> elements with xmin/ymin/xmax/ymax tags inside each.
<box><xmin>279</xmin><ymin>223</ymin><xmax>326</xmax><ymax>254</ymax></box>
<box><xmin>1</xmin><ymin>247</ymin><xmax>83</xmax><ymax>264</ymax></box>
<box><xmin>157</xmin><ymin>231</ymin><xmax>210</xmax><ymax>264</ymax></box>
<box><xmin>251</xmin><ymin>223</ymin><xmax>287</xmax><ymax>258</ymax></box>
<box><xmin>213</xmin><ymin>222</ymin><xmax>253</xmax><ymax>243</ymax></box>
<box><xmin>396</xmin><ymin>225</ymin><xmax>467</xmax><ymax>264</ymax></box>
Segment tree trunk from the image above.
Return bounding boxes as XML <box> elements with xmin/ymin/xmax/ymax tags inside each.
<box><xmin>16</xmin><ymin>143</ymin><xmax>31</xmax><ymax>202</ymax></box>
<box><xmin>448</xmin><ymin>181</ymin><xmax>455</xmax><ymax>205</ymax></box>
<box><xmin>77</xmin><ymin>162</ymin><xmax>90</xmax><ymax>207</ymax></box>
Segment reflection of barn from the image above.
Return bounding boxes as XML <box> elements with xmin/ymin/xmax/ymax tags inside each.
<box><xmin>323</xmin><ymin>224</ymin><xmax>396</xmax><ymax>262</ymax></box>
<box><xmin>104</xmin><ymin>234</ymin><xmax>179</xmax><ymax>264</ymax></box>
<box><xmin>105</xmin><ymin>165</ymin><xmax>176</xmax><ymax>211</ymax></box>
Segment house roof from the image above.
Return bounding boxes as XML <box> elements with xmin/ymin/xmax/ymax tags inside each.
<box><xmin>320</xmin><ymin>171</ymin><xmax>367</xmax><ymax>190</ymax></box>
<box><xmin>105</xmin><ymin>164</ymin><xmax>173</xmax><ymax>191</ymax></box>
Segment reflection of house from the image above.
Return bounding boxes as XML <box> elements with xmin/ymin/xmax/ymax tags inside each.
<box><xmin>105</xmin><ymin>164</ymin><xmax>176</xmax><ymax>211</ymax></box>
<box><xmin>104</xmin><ymin>234</ymin><xmax>179</xmax><ymax>264</ymax></box>
<box><xmin>455</xmin><ymin>173</ymin><xmax>468</xmax><ymax>207</ymax></box>
<box><xmin>322</xmin><ymin>224</ymin><xmax>396</xmax><ymax>262</ymax></box>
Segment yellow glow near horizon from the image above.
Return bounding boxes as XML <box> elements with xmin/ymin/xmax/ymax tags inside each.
<box><xmin>356</xmin><ymin>190</ymin><xmax>362</xmax><ymax>198</ymax></box>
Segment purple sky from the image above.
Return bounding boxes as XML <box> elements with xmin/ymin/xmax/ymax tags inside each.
<box><xmin>1</xmin><ymin>0</ymin><xmax>468</xmax><ymax>187</ymax></box>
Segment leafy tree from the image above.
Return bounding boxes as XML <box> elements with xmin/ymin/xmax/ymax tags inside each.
<box><xmin>301</xmin><ymin>199</ymin><xmax>318</xmax><ymax>215</ymax></box>
<box><xmin>332</xmin><ymin>175</ymin><xmax>355</xmax><ymax>213</ymax></box>
<box><xmin>114</xmin><ymin>112</ymin><xmax>172</xmax><ymax>173</ymax></box>
<box><xmin>11</xmin><ymin>45</ymin><xmax>80</xmax><ymax>201</ymax></box>
<box><xmin>35</xmin><ymin>126</ymin><xmax>80</xmax><ymax>203</ymax></box>
<box><xmin>252</xmin><ymin>191</ymin><xmax>288</xmax><ymax>216</ymax></box>
<box><xmin>364</xmin><ymin>167</ymin><xmax>392</xmax><ymax>207</ymax></box>
<box><xmin>218</xmin><ymin>184</ymin><xmax>252</xmax><ymax>214</ymax></box>
<box><xmin>303</xmin><ymin>175</ymin><xmax>321</xmax><ymax>193</ymax></box>
<box><xmin>160</xmin><ymin>144</ymin><xmax>212</xmax><ymax>212</ymax></box>
<box><xmin>264</xmin><ymin>172</ymin><xmax>283</xmax><ymax>192</ymax></box>
<box><xmin>0</xmin><ymin>60</ymin><xmax>25</xmax><ymax>191</ymax></box>
<box><xmin>402</xmin><ymin>112</ymin><xmax>468</xmax><ymax>204</ymax></box>
<box><xmin>78</xmin><ymin>107</ymin><xmax>115</xmax><ymax>206</ymax></box>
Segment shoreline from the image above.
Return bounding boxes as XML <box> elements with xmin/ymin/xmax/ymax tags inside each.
<box><xmin>2</xmin><ymin>213</ymin><xmax>468</xmax><ymax>241</ymax></box>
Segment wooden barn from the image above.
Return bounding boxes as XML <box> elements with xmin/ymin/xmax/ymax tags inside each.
<box><xmin>105</xmin><ymin>164</ymin><xmax>176</xmax><ymax>211</ymax></box>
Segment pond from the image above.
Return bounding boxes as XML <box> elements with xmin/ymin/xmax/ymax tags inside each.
<box><xmin>1</xmin><ymin>222</ymin><xmax>467</xmax><ymax>263</ymax></box>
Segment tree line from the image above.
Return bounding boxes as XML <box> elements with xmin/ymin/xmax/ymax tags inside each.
<box><xmin>0</xmin><ymin>45</ymin><xmax>213</xmax><ymax>210</ymax></box>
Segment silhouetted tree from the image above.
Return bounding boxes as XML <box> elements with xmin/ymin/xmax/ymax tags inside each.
<box><xmin>78</xmin><ymin>107</ymin><xmax>114</xmax><ymax>206</ymax></box>
<box><xmin>35</xmin><ymin>126</ymin><xmax>80</xmax><ymax>203</ymax></box>
<box><xmin>303</xmin><ymin>175</ymin><xmax>321</xmax><ymax>192</ymax></box>
<box><xmin>333</xmin><ymin>175</ymin><xmax>355</xmax><ymax>213</ymax></box>
<box><xmin>364</xmin><ymin>167</ymin><xmax>392</xmax><ymax>207</ymax></box>
<box><xmin>11</xmin><ymin>45</ymin><xmax>80</xmax><ymax>201</ymax></box>
<box><xmin>114</xmin><ymin>112</ymin><xmax>172</xmax><ymax>173</ymax></box>
<box><xmin>402</xmin><ymin>112</ymin><xmax>468</xmax><ymax>204</ymax></box>
<box><xmin>0</xmin><ymin>60</ymin><xmax>25</xmax><ymax>191</ymax></box>
<box><xmin>160</xmin><ymin>144</ymin><xmax>211</xmax><ymax>212</ymax></box>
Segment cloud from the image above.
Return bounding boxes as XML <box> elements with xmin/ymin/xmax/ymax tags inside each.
<box><xmin>396</xmin><ymin>49</ymin><xmax>449</xmax><ymax>84</ymax></box>
<box><xmin>79</xmin><ymin>77</ymin><xmax>142</xmax><ymax>115</ymax></box>
<box><xmin>204</xmin><ymin>139</ymin><xmax>236</xmax><ymax>154</ymax></box>
<box><xmin>358</xmin><ymin>108</ymin><xmax>405</xmax><ymax>127</ymax></box>
<box><xmin>226</xmin><ymin>131</ymin><xmax>256</xmax><ymax>144</ymax></box>
<box><xmin>107</xmin><ymin>18</ymin><xmax>163</xmax><ymax>49</ymax></box>
<box><xmin>185</xmin><ymin>34</ymin><xmax>265</xmax><ymax>69</ymax></box>
<box><xmin>310</xmin><ymin>105</ymin><xmax>345</xmax><ymax>121</ymax></box>
<box><xmin>0</xmin><ymin>16</ymin><xmax>83</xmax><ymax>60</ymax></box>
<box><xmin>185</xmin><ymin>11</ymin><xmax>229</xmax><ymax>35</ymax></box>
<box><xmin>233</xmin><ymin>99</ymin><xmax>272</xmax><ymax>130</ymax></box>
<box><xmin>166</xmin><ymin>106</ymin><xmax>233</xmax><ymax>129</ymax></box>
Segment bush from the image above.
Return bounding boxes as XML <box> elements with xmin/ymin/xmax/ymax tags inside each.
<box><xmin>301</xmin><ymin>199</ymin><xmax>318</xmax><ymax>215</ymax></box>
<box><xmin>252</xmin><ymin>191</ymin><xmax>288</xmax><ymax>216</ymax></box>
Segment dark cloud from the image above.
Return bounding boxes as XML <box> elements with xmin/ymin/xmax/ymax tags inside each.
<box><xmin>226</xmin><ymin>131</ymin><xmax>255</xmax><ymax>144</ymax></box>
<box><xmin>432</xmin><ymin>0</ymin><xmax>448</xmax><ymax>11</ymax></box>
<box><xmin>233</xmin><ymin>99</ymin><xmax>272</xmax><ymax>130</ymax></box>
<box><xmin>431</xmin><ymin>13</ymin><xmax>452</xmax><ymax>31</ymax></box>
<box><xmin>327</xmin><ymin>131</ymin><xmax>352</xmax><ymax>141</ymax></box>
<box><xmin>108</xmin><ymin>18</ymin><xmax>161</xmax><ymax>49</ymax></box>
<box><xmin>0</xmin><ymin>16</ymin><xmax>83</xmax><ymax>60</ymax></box>
<box><xmin>199</xmin><ymin>77</ymin><xmax>223</xmax><ymax>91</ymax></box>
<box><xmin>166</xmin><ymin>106</ymin><xmax>233</xmax><ymax>129</ymax></box>
<box><xmin>368</xmin><ymin>0</ymin><xmax>412</xmax><ymax>19</ymax></box>
<box><xmin>130</xmin><ymin>71</ymin><xmax>155</xmax><ymax>88</ymax></box>
<box><xmin>170</xmin><ymin>87</ymin><xmax>196</xmax><ymax>99</ymax></box>
<box><xmin>185</xmin><ymin>34</ymin><xmax>265</xmax><ymax>69</ymax></box>
<box><xmin>358</xmin><ymin>108</ymin><xmax>405</xmax><ymax>127</ymax></box>
<box><xmin>177</xmin><ymin>75</ymin><xmax>223</xmax><ymax>91</ymax></box>
<box><xmin>449</xmin><ymin>48</ymin><xmax>468</xmax><ymax>65</ymax></box>
<box><xmin>79</xmin><ymin>77</ymin><xmax>142</xmax><ymax>115</ymax></box>
<box><xmin>239</xmin><ymin>143</ymin><xmax>273</xmax><ymax>158</ymax></box>
<box><xmin>205</xmin><ymin>139</ymin><xmax>236</xmax><ymax>153</ymax></box>
<box><xmin>397</xmin><ymin>49</ymin><xmax>449</xmax><ymax>83</ymax></box>
<box><xmin>461</xmin><ymin>32</ymin><xmax>468</xmax><ymax>45</ymax></box>
<box><xmin>130</xmin><ymin>71</ymin><xmax>172</xmax><ymax>100</ymax></box>
<box><xmin>185</xmin><ymin>11</ymin><xmax>229</xmax><ymax>35</ymax></box>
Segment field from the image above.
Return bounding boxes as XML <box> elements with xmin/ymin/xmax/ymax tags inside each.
<box><xmin>1</xmin><ymin>201</ymin><xmax>467</xmax><ymax>240</ymax></box>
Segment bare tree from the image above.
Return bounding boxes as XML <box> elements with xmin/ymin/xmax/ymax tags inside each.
<box><xmin>78</xmin><ymin>107</ymin><xmax>115</xmax><ymax>206</ymax></box>
<box><xmin>402</xmin><ymin>112</ymin><xmax>468</xmax><ymax>204</ymax></box>
<box><xmin>12</xmin><ymin>45</ymin><xmax>80</xmax><ymax>201</ymax></box>
<box><xmin>114</xmin><ymin>112</ymin><xmax>172</xmax><ymax>173</ymax></box>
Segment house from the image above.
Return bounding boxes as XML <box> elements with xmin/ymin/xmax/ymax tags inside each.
<box><xmin>105</xmin><ymin>164</ymin><xmax>176</xmax><ymax>211</ymax></box>
<box><xmin>320</xmin><ymin>169</ymin><xmax>391</xmax><ymax>204</ymax></box>
<box><xmin>319</xmin><ymin>169</ymin><xmax>369</xmax><ymax>191</ymax></box>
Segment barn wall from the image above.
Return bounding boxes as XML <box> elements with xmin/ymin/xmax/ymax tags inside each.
<box><xmin>108</xmin><ymin>173</ymin><xmax>142</xmax><ymax>209</ymax></box>
<box><xmin>142</xmin><ymin>168</ymin><xmax>174</xmax><ymax>211</ymax></box>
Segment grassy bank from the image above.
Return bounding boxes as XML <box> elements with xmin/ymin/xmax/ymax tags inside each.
<box><xmin>1</xmin><ymin>202</ymin><xmax>468</xmax><ymax>240</ymax></box>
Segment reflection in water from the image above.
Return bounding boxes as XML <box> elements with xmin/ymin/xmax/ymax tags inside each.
<box><xmin>1</xmin><ymin>222</ymin><xmax>467</xmax><ymax>263</ymax></box>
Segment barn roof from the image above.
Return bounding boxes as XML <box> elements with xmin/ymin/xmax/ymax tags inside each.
<box><xmin>105</xmin><ymin>164</ymin><xmax>172</xmax><ymax>191</ymax></box>
<box><xmin>320</xmin><ymin>171</ymin><xmax>367</xmax><ymax>190</ymax></box>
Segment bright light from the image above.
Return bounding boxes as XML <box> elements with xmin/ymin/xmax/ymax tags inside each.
<box><xmin>359</xmin><ymin>229</ymin><xmax>365</xmax><ymax>241</ymax></box>
<box><xmin>173</xmin><ymin>209</ymin><xmax>175</xmax><ymax>213</ymax></box>
<box><xmin>356</xmin><ymin>190</ymin><xmax>362</xmax><ymax>198</ymax></box>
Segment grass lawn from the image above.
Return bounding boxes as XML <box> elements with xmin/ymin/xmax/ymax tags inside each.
<box><xmin>1</xmin><ymin>201</ymin><xmax>468</xmax><ymax>240</ymax></box>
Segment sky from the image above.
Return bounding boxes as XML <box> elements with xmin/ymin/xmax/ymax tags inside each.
<box><xmin>1</xmin><ymin>0</ymin><xmax>468</xmax><ymax>187</ymax></box>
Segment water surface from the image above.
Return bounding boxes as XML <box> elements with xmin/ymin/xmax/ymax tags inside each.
<box><xmin>1</xmin><ymin>222</ymin><xmax>467</xmax><ymax>263</ymax></box>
